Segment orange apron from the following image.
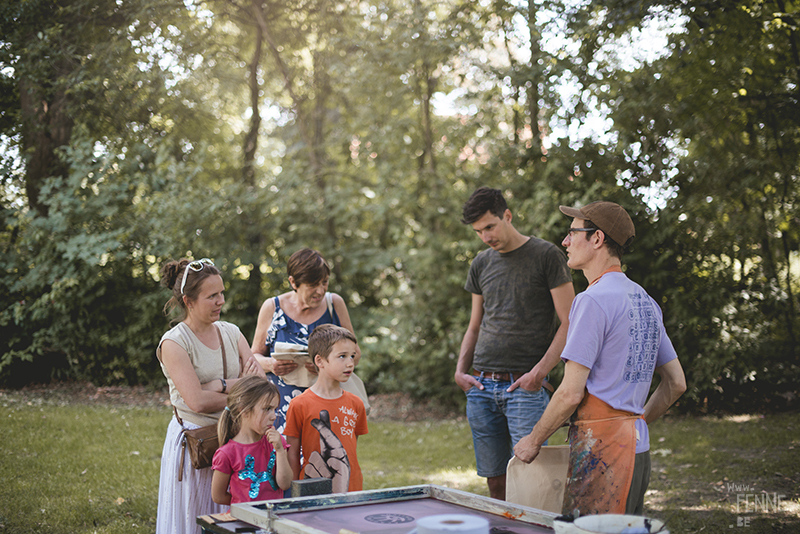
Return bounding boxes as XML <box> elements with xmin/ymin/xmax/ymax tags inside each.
<box><xmin>562</xmin><ymin>391</ymin><xmax>641</xmax><ymax>517</ymax></box>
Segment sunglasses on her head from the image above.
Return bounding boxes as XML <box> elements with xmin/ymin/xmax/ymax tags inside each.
<box><xmin>180</xmin><ymin>258</ymin><xmax>214</xmax><ymax>295</ymax></box>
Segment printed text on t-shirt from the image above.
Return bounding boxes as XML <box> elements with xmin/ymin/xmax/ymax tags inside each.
<box><xmin>332</xmin><ymin>406</ymin><xmax>359</xmax><ymax>437</ymax></box>
<box><xmin>624</xmin><ymin>293</ymin><xmax>660</xmax><ymax>383</ymax></box>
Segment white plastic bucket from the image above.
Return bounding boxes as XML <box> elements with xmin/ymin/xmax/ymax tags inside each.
<box><xmin>552</xmin><ymin>514</ymin><xmax>667</xmax><ymax>534</ymax></box>
<box><xmin>407</xmin><ymin>515</ymin><xmax>490</xmax><ymax>534</ymax></box>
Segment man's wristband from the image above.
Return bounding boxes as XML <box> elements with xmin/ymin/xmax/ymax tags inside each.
<box><xmin>220</xmin><ymin>378</ymin><xmax>227</xmax><ymax>394</ymax></box>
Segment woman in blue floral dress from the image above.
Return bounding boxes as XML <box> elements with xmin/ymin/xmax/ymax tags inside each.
<box><xmin>250</xmin><ymin>248</ymin><xmax>361</xmax><ymax>433</ymax></box>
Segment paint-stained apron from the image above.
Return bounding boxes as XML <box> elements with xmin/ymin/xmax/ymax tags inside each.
<box><xmin>562</xmin><ymin>391</ymin><xmax>642</xmax><ymax>516</ymax></box>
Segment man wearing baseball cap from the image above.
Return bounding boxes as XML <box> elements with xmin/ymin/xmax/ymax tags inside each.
<box><xmin>514</xmin><ymin>201</ymin><xmax>686</xmax><ymax>517</ymax></box>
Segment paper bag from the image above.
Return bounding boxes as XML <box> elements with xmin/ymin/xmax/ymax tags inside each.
<box><xmin>273</xmin><ymin>342</ymin><xmax>307</xmax><ymax>353</ymax></box>
<box><xmin>506</xmin><ymin>445</ymin><xmax>569</xmax><ymax>513</ymax></box>
<box><xmin>340</xmin><ymin>371</ymin><xmax>371</xmax><ymax>416</ymax></box>
<box><xmin>272</xmin><ymin>342</ymin><xmax>315</xmax><ymax>388</ymax></box>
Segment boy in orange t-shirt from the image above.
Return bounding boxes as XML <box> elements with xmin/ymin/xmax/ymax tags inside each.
<box><xmin>284</xmin><ymin>324</ymin><xmax>368</xmax><ymax>492</ymax></box>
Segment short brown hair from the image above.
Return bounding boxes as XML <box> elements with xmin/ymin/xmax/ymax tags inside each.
<box><xmin>461</xmin><ymin>187</ymin><xmax>508</xmax><ymax>224</ymax></box>
<box><xmin>308</xmin><ymin>324</ymin><xmax>357</xmax><ymax>369</ymax></box>
<box><xmin>287</xmin><ymin>248</ymin><xmax>331</xmax><ymax>287</ymax></box>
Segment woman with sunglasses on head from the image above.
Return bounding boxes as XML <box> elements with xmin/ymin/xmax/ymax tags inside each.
<box><xmin>250</xmin><ymin>248</ymin><xmax>364</xmax><ymax>435</ymax></box>
<box><xmin>155</xmin><ymin>258</ymin><xmax>265</xmax><ymax>534</ymax></box>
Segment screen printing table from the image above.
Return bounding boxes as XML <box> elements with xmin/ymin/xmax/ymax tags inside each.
<box><xmin>198</xmin><ymin>485</ymin><xmax>556</xmax><ymax>534</ymax></box>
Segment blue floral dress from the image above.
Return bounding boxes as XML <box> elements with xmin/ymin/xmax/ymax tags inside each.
<box><xmin>264</xmin><ymin>293</ymin><xmax>340</xmax><ymax>433</ymax></box>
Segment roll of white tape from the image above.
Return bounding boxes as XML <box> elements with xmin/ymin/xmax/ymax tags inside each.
<box><xmin>416</xmin><ymin>514</ymin><xmax>490</xmax><ymax>534</ymax></box>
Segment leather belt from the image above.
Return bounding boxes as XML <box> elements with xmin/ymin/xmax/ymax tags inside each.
<box><xmin>472</xmin><ymin>369</ymin><xmax>513</xmax><ymax>381</ymax></box>
<box><xmin>472</xmin><ymin>369</ymin><xmax>555</xmax><ymax>393</ymax></box>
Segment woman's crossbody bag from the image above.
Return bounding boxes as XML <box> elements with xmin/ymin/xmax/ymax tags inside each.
<box><xmin>174</xmin><ymin>325</ymin><xmax>227</xmax><ymax>481</ymax></box>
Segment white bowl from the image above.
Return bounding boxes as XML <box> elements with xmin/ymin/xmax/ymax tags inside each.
<box><xmin>553</xmin><ymin>515</ymin><xmax>667</xmax><ymax>534</ymax></box>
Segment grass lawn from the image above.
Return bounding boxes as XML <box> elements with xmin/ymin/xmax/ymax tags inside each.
<box><xmin>1</xmin><ymin>387</ymin><xmax>798</xmax><ymax>533</ymax></box>
<box><xmin>0</xmin><ymin>399</ymin><xmax>164</xmax><ymax>533</ymax></box>
<box><xmin>645</xmin><ymin>413</ymin><xmax>800</xmax><ymax>533</ymax></box>
<box><xmin>360</xmin><ymin>418</ymin><xmax>568</xmax><ymax>495</ymax></box>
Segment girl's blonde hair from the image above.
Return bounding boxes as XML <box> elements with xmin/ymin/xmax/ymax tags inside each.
<box><xmin>217</xmin><ymin>376</ymin><xmax>279</xmax><ymax>445</ymax></box>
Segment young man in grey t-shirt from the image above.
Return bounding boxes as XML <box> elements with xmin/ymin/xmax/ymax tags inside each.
<box><xmin>454</xmin><ymin>187</ymin><xmax>575</xmax><ymax>501</ymax></box>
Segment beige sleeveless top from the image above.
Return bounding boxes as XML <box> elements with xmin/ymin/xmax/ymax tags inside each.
<box><xmin>157</xmin><ymin>321</ymin><xmax>241</xmax><ymax>426</ymax></box>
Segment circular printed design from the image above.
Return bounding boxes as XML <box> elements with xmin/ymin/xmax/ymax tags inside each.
<box><xmin>364</xmin><ymin>513</ymin><xmax>416</xmax><ymax>524</ymax></box>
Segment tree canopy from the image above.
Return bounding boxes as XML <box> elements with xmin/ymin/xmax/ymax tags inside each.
<box><xmin>1</xmin><ymin>0</ymin><xmax>798</xmax><ymax>413</ymax></box>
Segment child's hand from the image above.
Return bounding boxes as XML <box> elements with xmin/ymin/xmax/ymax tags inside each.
<box><xmin>266</xmin><ymin>426</ymin><xmax>284</xmax><ymax>450</ymax></box>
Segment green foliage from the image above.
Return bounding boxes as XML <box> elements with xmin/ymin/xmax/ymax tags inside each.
<box><xmin>0</xmin><ymin>133</ymin><xmax>165</xmax><ymax>384</ymax></box>
<box><xmin>0</xmin><ymin>0</ymin><xmax>798</xmax><ymax>413</ymax></box>
<box><xmin>568</xmin><ymin>0</ymin><xmax>800</xmax><ymax>411</ymax></box>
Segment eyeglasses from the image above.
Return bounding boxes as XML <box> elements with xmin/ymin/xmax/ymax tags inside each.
<box><xmin>567</xmin><ymin>227</ymin><xmax>597</xmax><ymax>238</ymax></box>
<box><xmin>180</xmin><ymin>258</ymin><xmax>214</xmax><ymax>295</ymax></box>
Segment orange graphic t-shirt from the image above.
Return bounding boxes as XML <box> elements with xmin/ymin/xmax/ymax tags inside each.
<box><xmin>284</xmin><ymin>389</ymin><xmax>368</xmax><ymax>492</ymax></box>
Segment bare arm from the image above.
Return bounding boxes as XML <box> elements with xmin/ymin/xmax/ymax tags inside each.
<box><xmin>643</xmin><ymin>358</ymin><xmax>686</xmax><ymax>424</ymax></box>
<box><xmin>211</xmin><ymin>470</ymin><xmax>232</xmax><ymax>505</ymax></box>
<box><xmin>267</xmin><ymin>428</ymin><xmax>293</xmax><ymax>491</ymax></box>
<box><xmin>509</xmin><ymin>281</ymin><xmax>575</xmax><ymax>392</ymax></box>
<box><xmin>287</xmin><ymin>435</ymin><xmax>302</xmax><ymax>480</ymax></box>
<box><xmin>275</xmin><ymin>447</ymin><xmax>293</xmax><ymax>491</ymax></box>
<box><xmin>199</xmin><ymin>333</ymin><xmax>265</xmax><ymax>393</ymax></box>
<box><xmin>454</xmin><ymin>293</ymin><xmax>484</xmax><ymax>392</ymax></box>
<box><xmin>332</xmin><ymin>293</ymin><xmax>362</xmax><ymax>366</ymax></box>
<box><xmin>237</xmin><ymin>332</ymin><xmax>266</xmax><ymax>379</ymax></box>
<box><xmin>160</xmin><ymin>339</ymin><xmax>227</xmax><ymax>414</ymax></box>
<box><xmin>514</xmin><ymin>360</ymin><xmax>590</xmax><ymax>463</ymax></box>
<box><xmin>251</xmin><ymin>298</ymin><xmax>279</xmax><ymax>374</ymax></box>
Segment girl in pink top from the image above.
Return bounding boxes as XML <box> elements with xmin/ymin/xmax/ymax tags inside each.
<box><xmin>211</xmin><ymin>376</ymin><xmax>292</xmax><ymax>505</ymax></box>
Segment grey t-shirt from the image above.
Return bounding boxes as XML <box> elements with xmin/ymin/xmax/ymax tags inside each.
<box><xmin>465</xmin><ymin>236</ymin><xmax>572</xmax><ymax>373</ymax></box>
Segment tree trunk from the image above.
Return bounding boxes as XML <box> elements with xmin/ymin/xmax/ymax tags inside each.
<box><xmin>421</xmin><ymin>66</ymin><xmax>436</xmax><ymax>175</ymax></box>
<box><xmin>243</xmin><ymin>0</ymin><xmax>267</xmax><ymax>315</ymax></box>
<box><xmin>527</xmin><ymin>0</ymin><xmax>543</xmax><ymax>156</ymax></box>
<box><xmin>19</xmin><ymin>78</ymin><xmax>73</xmax><ymax>216</ymax></box>
<box><xmin>243</xmin><ymin>0</ymin><xmax>264</xmax><ymax>186</ymax></box>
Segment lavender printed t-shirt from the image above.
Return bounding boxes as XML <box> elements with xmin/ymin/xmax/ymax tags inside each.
<box><xmin>561</xmin><ymin>272</ymin><xmax>678</xmax><ymax>453</ymax></box>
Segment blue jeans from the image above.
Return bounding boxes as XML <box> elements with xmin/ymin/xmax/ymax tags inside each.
<box><xmin>466</xmin><ymin>374</ymin><xmax>550</xmax><ymax>478</ymax></box>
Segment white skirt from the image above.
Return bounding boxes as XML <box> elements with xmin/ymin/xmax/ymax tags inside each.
<box><xmin>156</xmin><ymin>417</ymin><xmax>226</xmax><ymax>534</ymax></box>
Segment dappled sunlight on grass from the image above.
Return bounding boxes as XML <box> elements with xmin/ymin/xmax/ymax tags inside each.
<box><xmin>360</xmin><ymin>421</ymin><xmax>571</xmax><ymax>497</ymax></box>
<box><xmin>2</xmin><ymin>388</ymin><xmax>798</xmax><ymax>534</ymax></box>
<box><xmin>360</xmin><ymin>419</ymin><xmax>480</xmax><ymax>492</ymax></box>
<box><xmin>644</xmin><ymin>414</ymin><xmax>799</xmax><ymax>532</ymax></box>
<box><xmin>724</xmin><ymin>414</ymin><xmax>761</xmax><ymax>423</ymax></box>
<box><xmin>421</xmin><ymin>467</ymin><xmax>487</xmax><ymax>496</ymax></box>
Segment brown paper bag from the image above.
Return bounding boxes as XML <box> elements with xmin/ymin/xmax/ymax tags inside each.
<box><xmin>506</xmin><ymin>445</ymin><xmax>569</xmax><ymax>513</ymax></box>
<box><xmin>340</xmin><ymin>370</ymin><xmax>371</xmax><ymax>416</ymax></box>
